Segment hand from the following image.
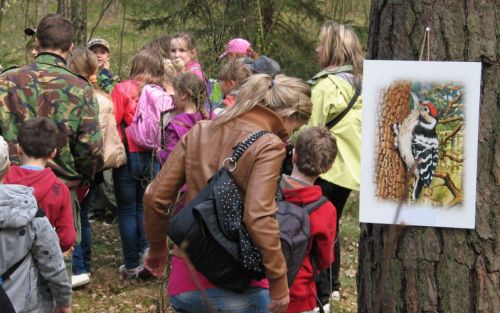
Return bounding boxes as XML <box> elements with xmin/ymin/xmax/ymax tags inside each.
<box><xmin>268</xmin><ymin>294</ymin><xmax>290</xmax><ymax>313</ymax></box>
<box><xmin>102</xmin><ymin>60</ymin><xmax>110</xmax><ymax>70</ymax></box>
<box><xmin>54</xmin><ymin>305</ymin><xmax>71</xmax><ymax>313</ymax></box>
<box><xmin>144</xmin><ymin>247</ymin><xmax>168</xmax><ymax>278</ymax></box>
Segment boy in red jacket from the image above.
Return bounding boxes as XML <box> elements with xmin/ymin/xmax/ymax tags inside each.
<box><xmin>283</xmin><ymin>127</ymin><xmax>338</xmax><ymax>313</ymax></box>
<box><xmin>5</xmin><ymin>117</ymin><xmax>75</xmax><ymax>252</ymax></box>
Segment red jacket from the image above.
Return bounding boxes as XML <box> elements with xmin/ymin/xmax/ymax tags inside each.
<box><xmin>111</xmin><ymin>79</ymin><xmax>146</xmax><ymax>153</ymax></box>
<box><xmin>5</xmin><ymin>165</ymin><xmax>76</xmax><ymax>251</ymax></box>
<box><xmin>282</xmin><ymin>178</ymin><xmax>337</xmax><ymax>313</ymax></box>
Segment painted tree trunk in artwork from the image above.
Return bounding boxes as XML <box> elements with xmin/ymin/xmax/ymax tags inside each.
<box><xmin>358</xmin><ymin>1</ymin><xmax>499</xmax><ymax>313</ymax></box>
<box><xmin>375</xmin><ymin>82</ymin><xmax>411</xmax><ymax>201</ymax></box>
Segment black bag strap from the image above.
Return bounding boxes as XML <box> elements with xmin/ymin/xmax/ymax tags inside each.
<box><xmin>304</xmin><ymin>196</ymin><xmax>329</xmax><ymax>215</ymax></box>
<box><xmin>325</xmin><ymin>89</ymin><xmax>360</xmax><ymax>129</ymax></box>
<box><xmin>229</xmin><ymin>131</ymin><xmax>269</xmax><ymax>164</ymax></box>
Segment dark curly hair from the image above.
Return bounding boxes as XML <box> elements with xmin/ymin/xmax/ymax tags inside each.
<box><xmin>295</xmin><ymin>127</ymin><xmax>337</xmax><ymax>177</ymax></box>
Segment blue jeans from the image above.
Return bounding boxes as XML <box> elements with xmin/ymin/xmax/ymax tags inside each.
<box><xmin>72</xmin><ymin>182</ymin><xmax>96</xmax><ymax>274</ymax></box>
<box><xmin>169</xmin><ymin>287</ymin><xmax>270</xmax><ymax>313</ymax></box>
<box><xmin>113</xmin><ymin>151</ymin><xmax>159</xmax><ymax>269</ymax></box>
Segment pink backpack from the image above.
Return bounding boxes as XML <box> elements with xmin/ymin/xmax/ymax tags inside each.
<box><xmin>126</xmin><ymin>84</ymin><xmax>174</xmax><ymax>150</ymax></box>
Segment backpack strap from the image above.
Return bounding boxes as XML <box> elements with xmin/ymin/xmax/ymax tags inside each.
<box><xmin>304</xmin><ymin>196</ymin><xmax>329</xmax><ymax>215</ymax></box>
<box><xmin>325</xmin><ymin>88</ymin><xmax>360</xmax><ymax>129</ymax></box>
<box><xmin>226</xmin><ymin>131</ymin><xmax>269</xmax><ymax>169</ymax></box>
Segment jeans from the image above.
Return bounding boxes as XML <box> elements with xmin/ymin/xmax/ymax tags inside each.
<box><xmin>113</xmin><ymin>151</ymin><xmax>159</xmax><ymax>269</ymax></box>
<box><xmin>72</xmin><ymin>182</ymin><xmax>97</xmax><ymax>274</ymax></box>
<box><xmin>314</xmin><ymin>177</ymin><xmax>351</xmax><ymax>302</ymax></box>
<box><xmin>169</xmin><ymin>287</ymin><xmax>270</xmax><ymax>313</ymax></box>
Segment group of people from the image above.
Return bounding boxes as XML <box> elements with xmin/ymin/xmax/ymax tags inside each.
<box><xmin>0</xmin><ymin>12</ymin><xmax>363</xmax><ymax>313</ymax></box>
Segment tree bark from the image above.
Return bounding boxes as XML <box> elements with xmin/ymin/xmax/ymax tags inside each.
<box><xmin>358</xmin><ymin>1</ymin><xmax>499</xmax><ymax>312</ymax></box>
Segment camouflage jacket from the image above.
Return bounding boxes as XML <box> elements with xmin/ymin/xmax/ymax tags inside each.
<box><xmin>97</xmin><ymin>68</ymin><xmax>117</xmax><ymax>93</ymax></box>
<box><xmin>0</xmin><ymin>52</ymin><xmax>103</xmax><ymax>186</ymax></box>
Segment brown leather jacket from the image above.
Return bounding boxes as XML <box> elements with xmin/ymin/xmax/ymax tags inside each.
<box><xmin>144</xmin><ymin>105</ymin><xmax>289</xmax><ymax>299</ymax></box>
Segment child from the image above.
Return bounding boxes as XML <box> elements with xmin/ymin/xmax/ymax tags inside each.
<box><xmin>157</xmin><ymin>72</ymin><xmax>216</xmax><ymax>164</ymax></box>
<box><xmin>0</xmin><ymin>135</ymin><xmax>72</xmax><ymax>313</ymax></box>
<box><xmin>87</xmin><ymin>38</ymin><xmax>116</xmax><ymax>93</ymax></box>
<box><xmin>112</xmin><ymin>47</ymin><xmax>170</xmax><ymax>279</ymax></box>
<box><xmin>214</xmin><ymin>58</ymin><xmax>253</xmax><ymax>113</ymax></box>
<box><xmin>247</xmin><ymin>55</ymin><xmax>281</xmax><ymax>78</ymax></box>
<box><xmin>67</xmin><ymin>47</ymin><xmax>126</xmax><ymax>288</ymax></box>
<box><xmin>4</xmin><ymin>117</ymin><xmax>75</xmax><ymax>253</ymax></box>
<box><xmin>219</xmin><ymin>38</ymin><xmax>257</xmax><ymax>60</ymax></box>
<box><xmin>169</xmin><ymin>32</ymin><xmax>205</xmax><ymax>81</ymax></box>
<box><xmin>282</xmin><ymin>127</ymin><xmax>338</xmax><ymax>313</ymax></box>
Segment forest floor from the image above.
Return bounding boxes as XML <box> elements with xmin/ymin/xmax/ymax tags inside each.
<box><xmin>72</xmin><ymin>193</ymin><xmax>360</xmax><ymax>313</ymax></box>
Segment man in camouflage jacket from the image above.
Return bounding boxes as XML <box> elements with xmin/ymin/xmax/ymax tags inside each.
<box><xmin>0</xmin><ymin>14</ymin><xmax>103</xmax><ymax>188</ymax></box>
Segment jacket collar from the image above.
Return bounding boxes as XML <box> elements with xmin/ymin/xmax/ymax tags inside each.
<box><xmin>309</xmin><ymin>64</ymin><xmax>353</xmax><ymax>85</ymax></box>
<box><xmin>238</xmin><ymin>105</ymin><xmax>288</xmax><ymax>140</ymax></box>
<box><xmin>35</xmin><ymin>52</ymin><xmax>67</xmax><ymax>67</ymax></box>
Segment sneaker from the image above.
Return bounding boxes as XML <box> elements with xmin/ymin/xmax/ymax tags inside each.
<box><xmin>72</xmin><ymin>273</ymin><xmax>90</xmax><ymax>288</ymax></box>
<box><xmin>313</xmin><ymin>303</ymin><xmax>330</xmax><ymax>313</ymax></box>
<box><xmin>331</xmin><ymin>290</ymin><xmax>340</xmax><ymax>301</ymax></box>
<box><xmin>119</xmin><ymin>264</ymin><xmax>141</xmax><ymax>279</ymax></box>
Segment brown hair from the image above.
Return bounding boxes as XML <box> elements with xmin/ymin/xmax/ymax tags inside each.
<box><xmin>317</xmin><ymin>21</ymin><xmax>364</xmax><ymax>84</ymax></box>
<box><xmin>18</xmin><ymin>117</ymin><xmax>63</xmax><ymax>158</ymax></box>
<box><xmin>36</xmin><ymin>14</ymin><xmax>74</xmax><ymax>51</ymax></box>
<box><xmin>173</xmin><ymin>72</ymin><xmax>207</xmax><ymax>118</ymax></box>
<box><xmin>145</xmin><ymin>35</ymin><xmax>172</xmax><ymax>59</ymax></box>
<box><xmin>295</xmin><ymin>127</ymin><xmax>337</xmax><ymax>177</ymax></box>
<box><xmin>129</xmin><ymin>48</ymin><xmax>166</xmax><ymax>87</ymax></box>
<box><xmin>218</xmin><ymin>58</ymin><xmax>253</xmax><ymax>87</ymax></box>
<box><xmin>68</xmin><ymin>47</ymin><xmax>99</xmax><ymax>88</ymax></box>
<box><xmin>213</xmin><ymin>74</ymin><xmax>312</xmax><ymax>127</ymax></box>
<box><xmin>169</xmin><ymin>32</ymin><xmax>198</xmax><ymax>60</ymax></box>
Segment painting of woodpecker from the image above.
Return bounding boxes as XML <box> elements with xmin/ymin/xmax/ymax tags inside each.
<box><xmin>393</xmin><ymin>93</ymin><xmax>440</xmax><ymax>200</ymax></box>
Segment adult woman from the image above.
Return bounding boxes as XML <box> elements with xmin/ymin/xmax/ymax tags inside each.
<box><xmin>144</xmin><ymin>74</ymin><xmax>312</xmax><ymax>313</ymax></box>
<box><xmin>306</xmin><ymin>21</ymin><xmax>363</xmax><ymax>305</ymax></box>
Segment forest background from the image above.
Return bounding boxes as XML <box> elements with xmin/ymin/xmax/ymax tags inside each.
<box><xmin>0</xmin><ymin>0</ymin><xmax>370</xmax><ymax>80</ymax></box>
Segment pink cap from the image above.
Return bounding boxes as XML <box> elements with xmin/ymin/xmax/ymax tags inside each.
<box><xmin>219</xmin><ymin>38</ymin><xmax>252</xmax><ymax>59</ymax></box>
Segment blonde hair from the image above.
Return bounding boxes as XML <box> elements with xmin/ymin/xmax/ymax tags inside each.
<box><xmin>68</xmin><ymin>47</ymin><xmax>99</xmax><ymax>89</ymax></box>
<box><xmin>173</xmin><ymin>72</ymin><xmax>207</xmax><ymax>119</ymax></box>
<box><xmin>213</xmin><ymin>74</ymin><xmax>312</xmax><ymax>127</ymax></box>
<box><xmin>318</xmin><ymin>21</ymin><xmax>363</xmax><ymax>83</ymax></box>
<box><xmin>218</xmin><ymin>58</ymin><xmax>253</xmax><ymax>87</ymax></box>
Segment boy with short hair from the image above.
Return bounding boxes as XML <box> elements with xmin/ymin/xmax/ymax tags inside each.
<box><xmin>0</xmin><ymin>135</ymin><xmax>72</xmax><ymax>313</ymax></box>
<box><xmin>4</xmin><ymin>117</ymin><xmax>75</xmax><ymax>252</ymax></box>
<box><xmin>283</xmin><ymin>127</ymin><xmax>338</xmax><ymax>313</ymax></box>
<box><xmin>87</xmin><ymin>37</ymin><xmax>116</xmax><ymax>93</ymax></box>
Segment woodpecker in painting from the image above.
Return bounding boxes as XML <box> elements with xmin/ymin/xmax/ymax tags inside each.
<box><xmin>393</xmin><ymin>94</ymin><xmax>439</xmax><ymax>200</ymax></box>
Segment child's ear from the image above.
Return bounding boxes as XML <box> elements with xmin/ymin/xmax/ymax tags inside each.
<box><xmin>190</xmin><ymin>49</ymin><xmax>198</xmax><ymax>57</ymax></box>
<box><xmin>229</xmin><ymin>80</ymin><xmax>237</xmax><ymax>89</ymax></box>
<box><xmin>49</xmin><ymin>149</ymin><xmax>57</xmax><ymax>159</ymax></box>
<box><xmin>291</xmin><ymin>148</ymin><xmax>298</xmax><ymax>164</ymax></box>
<box><xmin>17</xmin><ymin>145</ymin><xmax>24</xmax><ymax>156</ymax></box>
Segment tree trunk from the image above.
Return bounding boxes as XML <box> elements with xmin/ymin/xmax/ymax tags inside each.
<box><xmin>358</xmin><ymin>1</ymin><xmax>499</xmax><ymax>313</ymax></box>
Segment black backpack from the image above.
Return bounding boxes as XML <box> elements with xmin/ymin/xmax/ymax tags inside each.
<box><xmin>276</xmin><ymin>193</ymin><xmax>328</xmax><ymax>286</ymax></box>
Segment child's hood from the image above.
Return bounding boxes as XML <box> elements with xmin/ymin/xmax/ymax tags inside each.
<box><xmin>0</xmin><ymin>184</ymin><xmax>38</xmax><ymax>229</ymax></box>
<box><xmin>4</xmin><ymin>166</ymin><xmax>59</xmax><ymax>201</ymax></box>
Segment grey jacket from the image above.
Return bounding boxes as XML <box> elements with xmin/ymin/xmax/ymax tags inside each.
<box><xmin>0</xmin><ymin>184</ymin><xmax>72</xmax><ymax>312</ymax></box>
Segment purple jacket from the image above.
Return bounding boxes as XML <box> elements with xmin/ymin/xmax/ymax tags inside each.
<box><xmin>157</xmin><ymin>111</ymin><xmax>216</xmax><ymax>164</ymax></box>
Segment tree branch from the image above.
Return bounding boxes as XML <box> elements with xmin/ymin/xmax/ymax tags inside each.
<box><xmin>434</xmin><ymin>170</ymin><xmax>463</xmax><ymax>205</ymax></box>
<box><xmin>442</xmin><ymin>152</ymin><xmax>464</xmax><ymax>163</ymax></box>
<box><xmin>440</xmin><ymin>123</ymin><xmax>462</xmax><ymax>145</ymax></box>
<box><xmin>88</xmin><ymin>0</ymin><xmax>114</xmax><ymax>40</ymax></box>
<box><xmin>443</xmin><ymin>93</ymin><xmax>462</xmax><ymax>116</ymax></box>
<box><xmin>440</xmin><ymin>115</ymin><xmax>463</xmax><ymax>124</ymax></box>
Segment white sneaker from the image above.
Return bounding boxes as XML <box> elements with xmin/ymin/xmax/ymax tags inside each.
<box><xmin>331</xmin><ymin>290</ymin><xmax>340</xmax><ymax>301</ymax></box>
<box><xmin>313</xmin><ymin>303</ymin><xmax>331</xmax><ymax>313</ymax></box>
<box><xmin>72</xmin><ymin>273</ymin><xmax>90</xmax><ymax>288</ymax></box>
<box><xmin>118</xmin><ymin>264</ymin><xmax>141</xmax><ymax>279</ymax></box>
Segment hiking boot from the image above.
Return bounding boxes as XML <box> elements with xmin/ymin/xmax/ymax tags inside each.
<box><xmin>72</xmin><ymin>273</ymin><xmax>90</xmax><ymax>288</ymax></box>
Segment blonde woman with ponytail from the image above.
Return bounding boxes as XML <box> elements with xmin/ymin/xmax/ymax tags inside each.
<box><xmin>144</xmin><ymin>74</ymin><xmax>312</xmax><ymax>313</ymax></box>
<box><xmin>305</xmin><ymin>21</ymin><xmax>364</xmax><ymax>307</ymax></box>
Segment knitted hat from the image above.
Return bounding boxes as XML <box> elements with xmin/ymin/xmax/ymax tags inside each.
<box><xmin>0</xmin><ymin>135</ymin><xmax>10</xmax><ymax>172</ymax></box>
